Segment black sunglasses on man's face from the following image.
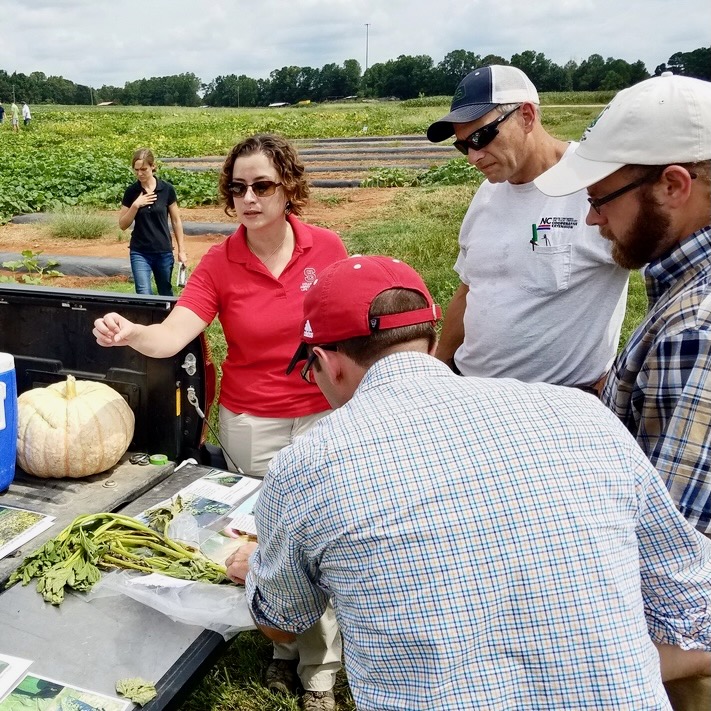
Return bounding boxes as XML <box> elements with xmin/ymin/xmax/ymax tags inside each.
<box><xmin>453</xmin><ymin>105</ymin><xmax>521</xmax><ymax>155</ymax></box>
<box><xmin>300</xmin><ymin>345</ymin><xmax>338</xmax><ymax>383</ymax></box>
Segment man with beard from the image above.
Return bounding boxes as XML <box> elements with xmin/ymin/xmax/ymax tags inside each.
<box><xmin>535</xmin><ymin>73</ymin><xmax>711</xmax><ymax>539</ymax></box>
<box><xmin>537</xmin><ymin>77</ymin><xmax>711</xmax><ymax>711</ymax></box>
<box><xmin>427</xmin><ymin>65</ymin><xmax>629</xmax><ymax>393</ymax></box>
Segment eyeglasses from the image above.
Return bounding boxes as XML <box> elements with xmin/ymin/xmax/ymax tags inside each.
<box><xmin>227</xmin><ymin>180</ymin><xmax>283</xmax><ymax>198</ymax></box>
<box><xmin>587</xmin><ymin>168</ymin><xmax>667</xmax><ymax>215</ymax></box>
<box><xmin>452</xmin><ymin>105</ymin><xmax>521</xmax><ymax>155</ymax></box>
<box><xmin>300</xmin><ymin>345</ymin><xmax>338</xmax><ymax>383</ymax></box>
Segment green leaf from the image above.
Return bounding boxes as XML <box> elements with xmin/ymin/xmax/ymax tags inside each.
<box><xmin>115</xmin><ymin>678</ymin><xmax>157</xmax><ymax>706</ymax></box>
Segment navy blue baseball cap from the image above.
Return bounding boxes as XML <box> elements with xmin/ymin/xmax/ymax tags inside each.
<box><xmin>427</xmin><ymin>65</ymin><xmax>540</xmax><ymax>143</ymax></box>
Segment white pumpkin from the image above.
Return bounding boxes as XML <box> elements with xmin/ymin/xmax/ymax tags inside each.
<box><xmin>17</xmin><ymin>374</ymin><xmax>135</xmax><ymax>478</ymax></box>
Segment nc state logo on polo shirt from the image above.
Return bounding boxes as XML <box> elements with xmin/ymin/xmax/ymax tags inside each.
<box><xmin>300</xmin><ymin>267</ymin><xmax>317</xmax><ymax>292</ymax></box>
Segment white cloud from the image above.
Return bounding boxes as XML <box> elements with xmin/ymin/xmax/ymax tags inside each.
<box><xmin>0</xmin><ymin>0</ymin><xmax>707</xmax><ymax>88</ymax></box>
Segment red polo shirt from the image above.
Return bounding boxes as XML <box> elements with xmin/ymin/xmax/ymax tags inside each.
<box><xmin>178</xmin><ymin>215</ymin><xmax>348</xmax><ymax>417</ymax></box>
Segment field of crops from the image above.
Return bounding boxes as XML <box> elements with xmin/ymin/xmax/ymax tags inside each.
<box><xmin>0</xmin><ymin>100</ymin><xmax>603</xmax><ymax>223</ymax></box>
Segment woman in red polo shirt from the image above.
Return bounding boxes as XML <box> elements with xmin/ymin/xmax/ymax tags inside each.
<box><xmin>93</xmin><ymin>133</ymin><xmax>346</xmax><ymax>707</ymax></box>
<box><xmin>96</xmin><ymin>133</ymin><xmax>347</xmax><ymax>473</ymax></box>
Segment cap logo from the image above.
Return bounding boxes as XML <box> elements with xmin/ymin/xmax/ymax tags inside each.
<box><xmin>581</xmin><ymin>105</ymin><xmax>610</xmax><ymax>142</ymax></box>
<box><xmin>303</xmin><ymin>320</ymin><xmax>313</xmax><ymax>339</ymax></box>
<box><xmin>452</xmin><ymin>86</ymin><xmax>465</xmax><ymax>104</ymax></box>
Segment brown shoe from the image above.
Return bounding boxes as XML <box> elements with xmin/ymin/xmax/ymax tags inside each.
<box><xmin>302</xmin><ymin>690</ymin><xmax>336</xmax><ymax>711</ymax></box>
<box><xmin>265</xmin><ymin>659</ymin><xmax>298</xmax><ymax>695</ymax></box>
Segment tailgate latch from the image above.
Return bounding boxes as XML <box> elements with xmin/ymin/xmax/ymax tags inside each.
<box><xmin>181</xmin><ymin>353</ymin><xmax>197</xmax><ymax>376</ymax></box>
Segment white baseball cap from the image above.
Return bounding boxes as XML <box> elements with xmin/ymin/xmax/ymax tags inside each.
<box><xmin>535</xmin><ymin>73</ymin><xmax>711</xmax><ymax>196</ymax></box>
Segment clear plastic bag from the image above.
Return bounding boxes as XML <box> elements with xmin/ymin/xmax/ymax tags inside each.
<box><xmin>86</xmin><ymin>569</ymin><xmax>255</xmax><ymax>640</ymax></box>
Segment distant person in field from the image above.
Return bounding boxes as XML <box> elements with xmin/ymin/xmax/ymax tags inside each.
<box><xmin>10</xmin><ymin>101</ymin><xmax>19</xmax><ymax>132</ymax></box>
<box><xmin>427</xmin><ymin>65</ymin><xmax>629</xmax><ymax>393</ymax></box>
<box><xmin>21</xmin><ymin>101</ymin><xmax>30</xmax><ymax>126</ymax></box>
<box><xmin>119</xmin><ymin>148</ymin><xmax>187</xmax><ymax>296</ymax></box>
<box><xmin>0</xmin><ymin>102</ymin><xmax>5</xmax><ymax>124</ymax></box>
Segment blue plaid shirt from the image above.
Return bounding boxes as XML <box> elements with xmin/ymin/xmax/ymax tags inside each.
<box><xmin>247</xmin><ymin>352</ymin><xmax>711</xmax><ymax>710</ymax></box>
<box><xmin>602</xmin><ymin>225</ymin><xmax>711</xmax><ymax>534</ymax></box>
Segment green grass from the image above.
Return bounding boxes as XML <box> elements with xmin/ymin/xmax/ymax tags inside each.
<box><xmin>621</xmin><ymin>269</ymin><xmax>647</xmax><ymax>346</ymax></box>
<box><xmin>539</xmin><ymin>90</ymin><xmax>615</xmax><ymax>105</ymax></box>
<box><xmin>180</xmin><ymin>632</ymin><xmax>356</xmax><ymax>711</ymax></box>
<box><xmin>343</xmin><ymin>186</ymin><xmax>472</xmax><ymax>309</ymax></box>
<box><xmin>45</xmin><ymin>205</ymin><xmax>117</xmax><ymax>240</ymax></box>
<box><xmin>314</xmin><ymin>194</ymin><xmax>349</xmax><ymax>207</ymax></box>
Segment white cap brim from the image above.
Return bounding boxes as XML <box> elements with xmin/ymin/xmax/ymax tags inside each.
<box><xmin>534</xmin><ymin>151</ymin><xmax>625</xmax><ymax>197</ymax></box>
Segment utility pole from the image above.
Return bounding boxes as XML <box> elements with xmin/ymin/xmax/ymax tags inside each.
<box><xmin>364</xmin><ymin>23</ymin><xmax>370</xmax><ymax>75</ymax></box>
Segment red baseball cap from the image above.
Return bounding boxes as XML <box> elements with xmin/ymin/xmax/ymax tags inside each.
<box><xmin>286</xmin><ymin>255</ymin><xmax>442</xmax><ymax>374</ymax></box>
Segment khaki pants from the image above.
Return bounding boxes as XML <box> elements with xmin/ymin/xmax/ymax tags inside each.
<box><xmin>218</xmin><ymin>407</ymin><xmax>341</xmax><ymax>690</ymax></box>
<box><xmin>274</xmin><ymin>602</ymin><xmax>342</xmax><ymax>691</ymax></box>
<box><xmin>218</xmin><ymin>407</ymin><xmax>329</xmax><ymax>478</ymax></box>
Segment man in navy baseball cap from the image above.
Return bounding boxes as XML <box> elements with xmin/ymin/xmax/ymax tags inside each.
<box><xmin>426</xmin><ymin>65</ymin><xmax>629</xmax><ymax>398</ymax></box>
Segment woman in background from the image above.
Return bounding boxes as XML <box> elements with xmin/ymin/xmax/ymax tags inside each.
<box><xmin>120</xmin><ymin>148</ymin><xmax>187</xmax><ymax>296</ymax></box>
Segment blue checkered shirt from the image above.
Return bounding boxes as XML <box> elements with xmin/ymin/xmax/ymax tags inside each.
<box><xmin>602</xmin><ymin>225</ymin><xmax>711</xmax><ymax>534</ymax></box>
<box><xmin>247</xmin><ymin>352</ymin><xmax>711</xmax><ymax>710</ymax></box>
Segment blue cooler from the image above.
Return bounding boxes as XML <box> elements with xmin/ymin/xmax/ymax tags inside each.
<box><xmin>0</xmin><ymin>352</ymin><xmax>18</xmax><ymax>493</ymax></box>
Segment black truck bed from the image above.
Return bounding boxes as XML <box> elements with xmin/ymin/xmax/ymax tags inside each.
<box><xmin>0</xmin><ymin>283</ymin><xmax>216</xmax><ymax>464</ymax></box>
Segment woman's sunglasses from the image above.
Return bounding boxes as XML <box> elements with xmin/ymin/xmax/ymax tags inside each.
<box><xmin>453</xmin><ymin>105</ymin><xmax>521</xmax><ymax>156</ymax></box>
<box><xmin>227</xmin><ymin>180</ymin><xmax>283</xmax><ymax>198</ymax></box>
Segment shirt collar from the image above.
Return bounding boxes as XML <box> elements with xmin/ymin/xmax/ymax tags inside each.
<box><xmin>355</xmin><ymin>351</ymin><xmax>454</xmax><ymax>396</ymax></box>
<box><xmin>140</xmin><ymin>177</ymin><xmax>166</xmax><ymax>193</ymax></box>
<box><xmin>227</xmin><ymin>213</ymin><xmax>310</xmax><ymax>264</ymax></box>
<box><xmin>644</xmin><ymin>224</ymin><xmax>711</xmax><ymax>306</ymax></box>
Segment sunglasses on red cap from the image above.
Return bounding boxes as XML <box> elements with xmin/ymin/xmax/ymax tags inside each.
<box><xmin>299</xmin><ymin>345</ymin><xmax>338</xmax><ymax>383</ymax></box>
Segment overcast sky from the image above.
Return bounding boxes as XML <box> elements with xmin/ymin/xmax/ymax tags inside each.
<box><xmin>1</xmin><ymin>0</ymin><xmax>708</xmax><ymax>89</ymax></box>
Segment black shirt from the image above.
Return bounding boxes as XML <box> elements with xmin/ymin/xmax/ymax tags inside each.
<box><xmin>121</xmin><ymin>178</ymin><xmax>177</xmax><ymax>253</ymax></box>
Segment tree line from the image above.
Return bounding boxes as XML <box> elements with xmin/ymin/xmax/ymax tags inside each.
<box><xmin>0</xmin><ymin>47</ymin><xmax>708</xmax><ymax>108</ymax></box>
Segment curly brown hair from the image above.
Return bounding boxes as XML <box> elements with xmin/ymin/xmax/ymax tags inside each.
<box><xmin>218</xmin><ymin>133</ymin><xmax>309</xmax><ymax>217</ymax></box>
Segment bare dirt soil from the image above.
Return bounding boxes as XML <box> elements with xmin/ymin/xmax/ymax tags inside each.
<box><xmin>0</xmin><ymin>188</ymin><xmax>402</xmax><ymax>289</ymax></box>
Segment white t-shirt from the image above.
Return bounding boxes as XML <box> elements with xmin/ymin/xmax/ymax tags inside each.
<box><xmin>454</xmin><ymin>144</ymin><xmax>629</xmax><ymax>387</ymax></box>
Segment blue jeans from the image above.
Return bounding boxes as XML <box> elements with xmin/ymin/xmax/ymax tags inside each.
<box><xmin>130</xmin><ymin>251</ymin><xmax>174</xmax><ymax>296</ymax></box>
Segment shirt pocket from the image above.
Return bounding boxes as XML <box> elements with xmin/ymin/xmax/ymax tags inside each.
<box><xmin>520</xmin><ymin>243</ymin><xmax>572</xmax><ymax>296</ymax></box>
